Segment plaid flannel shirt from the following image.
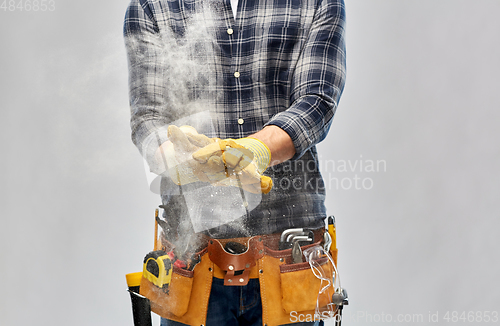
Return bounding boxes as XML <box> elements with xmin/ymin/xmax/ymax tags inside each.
<box><xmin>124</xmin><ymin>0</ymin><xmax>346</xmax><ymax>236</ymax></box>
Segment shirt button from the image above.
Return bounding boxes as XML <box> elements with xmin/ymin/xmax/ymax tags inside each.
<box><xmin>227</xmin><ymin>28</ymin><xmax>234</xmax><ymax>35</ymax></box>
<box><xmin>234</xmin><ymin>71</ymin><xmax>240</xmax><ymax>78</ymax></box>
<box><xmin>238</xmin><ymin>118</ymin><xmax>244</xmax><ymax>125</ymax></box>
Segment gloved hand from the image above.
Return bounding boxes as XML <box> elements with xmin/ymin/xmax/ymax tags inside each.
<box><xmin>157</xmin><ymin>125</ymin><xmax>273</xmax><ymax>194</ymax></box>
<box><xmin>155</xmin><ymin>125</ymin><xmax>218</xmax><ymax>184</ymax></box>
<box><xmin>193</xmin><ymin>136</ymin><xmax>273</xmax><ymax>194</ymax></box>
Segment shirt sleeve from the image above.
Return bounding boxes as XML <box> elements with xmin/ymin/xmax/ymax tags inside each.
<box><xmin>265</xmin><ymin>0</ymin><xmax>347</xmax><ymax>160</ymax></box>
<box><xmin>124</xmin><ymin>0</ymin><xmax>170</xmax><ymax>173</ymax></box>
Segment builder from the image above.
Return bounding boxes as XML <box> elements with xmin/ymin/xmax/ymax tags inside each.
<box><xmin>124</xmin><ymin>0</ymin><xmax>346</xmax><ymax>325</ymax></box>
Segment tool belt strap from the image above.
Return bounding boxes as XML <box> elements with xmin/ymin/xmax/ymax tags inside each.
<box><xmin>160</xmin><ymin>228</ymin><xmax>325</xmax><ymax>286</ymax></box>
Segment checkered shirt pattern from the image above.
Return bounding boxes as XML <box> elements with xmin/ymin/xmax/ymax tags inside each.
<box><xmin>124</xmin><ymin>0</ymin><xmax>346</xmax><ymax>236</ymax></box>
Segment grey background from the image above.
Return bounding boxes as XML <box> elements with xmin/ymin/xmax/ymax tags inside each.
<box><xmin>1</xmin><ymin>0</ymin><xmax>499</xmax><ymax>325</ymax></box>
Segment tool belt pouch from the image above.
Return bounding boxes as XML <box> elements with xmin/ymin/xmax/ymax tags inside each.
<box><xmin>207</xmin><ymin>236</ymin><xmax>264</xmax><ymax>286</ymax></box>
<box><xmin>279</xmin><ymin>257</ymin><xmax>334</xmax><ymax>313</ymax></box>
<box><xmin>139</xmin><ymin>262</ymin><xmax>194</xmax><ymax>317</ymax></box>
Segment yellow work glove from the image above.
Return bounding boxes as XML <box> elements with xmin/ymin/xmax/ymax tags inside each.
<box><xmin>156</xmin><ymin>125</ymin><xmax>218</xmax><ymax>184</ymax></box>
<box><xmin>157</xmin><ymin>125</ymin><xmax>273</xmax><ymax>194</ymax></box>
<box><xmin>192</xmin><ymin>137</ymin><xmax>273</xmax><ymax>194</ymax></box>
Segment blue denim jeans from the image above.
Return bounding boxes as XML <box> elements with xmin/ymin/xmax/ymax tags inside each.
<box><xmin>160</xmin><ymin>277</ymin><xmax>323</xmax><ymax>326</ymax></box>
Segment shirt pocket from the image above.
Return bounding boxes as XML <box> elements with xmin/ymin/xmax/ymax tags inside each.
<box><xmin>256</xmin><ymin>10</ymin><xmax>303</xmax><ymax>107</ymax></box>
<box><xmin>261</xmin><ymin>13</ymin><xmax>303</xmax><ymax>55</ymax></box>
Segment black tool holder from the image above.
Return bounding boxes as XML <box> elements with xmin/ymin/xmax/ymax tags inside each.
<box><xmin>128</xmin><ymin>286</ymin><xmax>152</xmax><ymax>326</ymax></box>
<box><xmin>334</xmin><ymin>288</ymin><xmax>349</xmax><ymax>326</ymax></box>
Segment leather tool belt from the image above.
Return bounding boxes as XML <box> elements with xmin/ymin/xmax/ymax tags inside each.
<box><xmin>139</xmin><ymin>228</ymin><xmax>335</xmax><ymax>326</ymax></box>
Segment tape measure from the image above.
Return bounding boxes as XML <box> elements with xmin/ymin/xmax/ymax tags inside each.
<box><xmin>143</xmin><ymin>251</ymin><xmax>173</xmax><ymax>293</ymax></box>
